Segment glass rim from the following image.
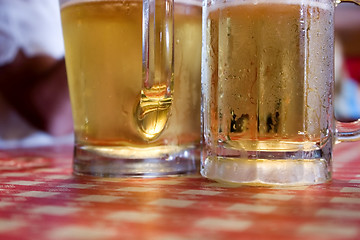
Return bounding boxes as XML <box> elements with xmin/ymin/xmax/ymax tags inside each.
<box><xmin>60</xmin><ymin>0</ymin><xmax>202</xmax><ymax>9</ymax></box>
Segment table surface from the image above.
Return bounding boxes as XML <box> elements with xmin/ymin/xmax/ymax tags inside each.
<box><xmin>0</xmin><ymin>142</ymin><xmax>360</xmax><ymax>240</ymax></box>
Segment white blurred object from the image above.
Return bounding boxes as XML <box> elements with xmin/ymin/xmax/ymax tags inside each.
<box><xmin>0</xmin><ymin>0</ymin><xmax>72</xmax><ymax>149</ymax></box>
<box><xmin>334</xmin><ymin>39</ymin><xmax>344</xmax><ymax>86</ymax></box>
<box><xmin>0</xmin><ymin>0</ymin><xmax>64</xmax><ymax>65</ymax></box>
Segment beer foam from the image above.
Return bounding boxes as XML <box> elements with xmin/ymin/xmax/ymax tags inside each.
<box><xmin>61</xmin><ymin>0</ymin><xmax>201</xmax><ymax>9</ymax></box>
<box><xmin>60</xmin><ymin>0</ymin><xmax>140</xmax><ymax>9</ymax></box>
<box><xmin>176</xmin><ymin>0</ymin><xmax>202</xmax><ymax>7</ymax></box>
<box><xmin>207</xmin><ymin>0</ymin><xmax>333</xmax><ymax>12</ymax></box>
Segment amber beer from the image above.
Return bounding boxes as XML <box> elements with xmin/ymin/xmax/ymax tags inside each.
<box><xmin>61</xmin><ymin>0</ymin><xmax>201</xmax><ymax>175</ymax></box>
<box><xmin>203</xmin><ymin>0</ymin><xmax>334</xmax><ymax>149</ymax></box>
<box><xmin>201</xmin><ymin>0</ymin><xmax>336</xmax><ymax>184</ymax></box>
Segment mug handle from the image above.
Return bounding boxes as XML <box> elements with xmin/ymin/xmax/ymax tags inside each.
<box><xmin>142</xmin><ymin>0</ymin><xmax>174</xmax><ymax>95</ymax></box>
<box><xmin>335</xmin><ymin>0</ymin><xmax>360</xmax><ymax>142</ymax></box>
<box><xmin>337</xmin><ymin>0</ymin><xmax>360</xmax><ymax>4</ymax></box>
<box><xmin>336</xmin><ymin>120</ymin><xmax>360</xmax><ymax>142</ymax></box>
<box><xmin>135</xmin><ymin>0</ymin><xmax>174</xmax><ymax>140</ymax></box>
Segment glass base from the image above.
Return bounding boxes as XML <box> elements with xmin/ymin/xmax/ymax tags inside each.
<box><xmin>73</xmin><ymin>144</ymin><xmax>199</xmax><ymax>177</ymax></box>
<box><xmin>201</xmin><ymin>156</ymin><xmax>331</xmax><ymax>186</ymax></box>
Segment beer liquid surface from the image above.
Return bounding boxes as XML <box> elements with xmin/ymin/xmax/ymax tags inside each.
<box><xmin>203</xmin><ymin>1</ymin><xmax>334</xmax><ymax>151</ymax></box>
<box><xmin>61</xmin><ymin>0</ymin><xmax>201</xmax><ymax>146</ymax></box>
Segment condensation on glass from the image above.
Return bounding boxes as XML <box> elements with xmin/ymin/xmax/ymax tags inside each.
<box><xmin>201</xmin><ymin>0</ymin><xmax>360</xmax><ymax>185</ymax></box>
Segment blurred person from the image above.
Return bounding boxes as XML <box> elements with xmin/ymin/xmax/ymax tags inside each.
<box><xmin>335</xmin><ymin>2</ymin><xmax>360</xmax><ymax>60</ymax></box>
<box><xmin>0</xmin><ymin>0</ymin><xmax>73</xmax><ymax>148</ymax></box>
<box><xmin>336</xmin><ymin>2</ymin><xmax>360</xmax><ymax>83</ymax></box>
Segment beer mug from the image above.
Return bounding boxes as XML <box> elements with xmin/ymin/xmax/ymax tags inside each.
<box><xmin>201</xmin><ymin>0</ymin><xmax>360</xmax><ymax>185</ymax></box>
<box><xmin>59</xmin><ymin>0</ymin><xmax>201</xmax><ymax>176</ymax></box>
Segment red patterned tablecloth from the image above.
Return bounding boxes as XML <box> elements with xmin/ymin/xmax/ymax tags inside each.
<box><xmin>0</xmin><ymin>142</ymin><xmax>360</xmax><ymax>240</ymax></box>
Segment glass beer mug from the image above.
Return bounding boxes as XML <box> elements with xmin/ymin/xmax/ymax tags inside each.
<box><xmin>59</xmin><ymin>0</ymin><xmax>202</xmax><ymax>176</ymax></box>
<box><xmin>201</xmin><ymin>0</ymin><xmax>360</xmax><ymax>185</ymax></box>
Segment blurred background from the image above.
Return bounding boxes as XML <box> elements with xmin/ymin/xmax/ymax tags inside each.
<box><xmin>335</xmin><ymin>2</ymin><xmax>360</xmax><ymax>121</ymax></box>
<box><xmin>0</xmin><ymin>0</ymin><xmax>359</xmax><ymax>148</ymax></box>
<box><xmin>0</xmin><ymin>0</ymin><xmax>73</xmax><ymax>148</ymax></box>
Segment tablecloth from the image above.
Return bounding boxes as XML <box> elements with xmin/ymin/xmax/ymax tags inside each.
<box><xmin>0</xmin><ymin>142</ymin><xmax>360</xmax><ymax>240</ymax></box>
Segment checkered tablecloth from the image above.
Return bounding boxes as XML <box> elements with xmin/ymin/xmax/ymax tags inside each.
<box><xmin>0</xmin><ymin>142</ymin><xmax>360</xmax><ymax>240</ymax></box>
